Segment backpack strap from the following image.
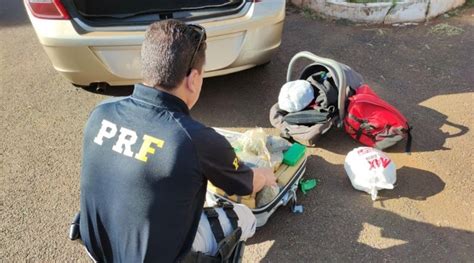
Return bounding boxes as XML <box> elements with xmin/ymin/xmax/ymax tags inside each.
<box><xmin>347</xmin><ymin>113</ymin><xmax>365</xmax><ymax>124</ymax></box>
<box><xmin>355</xmin><ymin>126</ymin><xmax>364</xmax><ymax>141</ymax></box>
<box><xmin>404</xmin><ymin>125</ymin><xmax>412</xmax><ymax>153</ymax></box>
<box><xmin>347</xmin><ymin>114</ymin><xmax>375</xmax><ymax>140</ymax></box>
<box><xmin>203</xmin><ymin>207</ymin><xmax>225</xmax><ymax>244</ymax></box>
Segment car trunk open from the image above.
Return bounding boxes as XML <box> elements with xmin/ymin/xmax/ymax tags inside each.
<box><xmin>64</xmin><ymin>0</ymin><xmax>248</xmax><ymax>27</ymax></box>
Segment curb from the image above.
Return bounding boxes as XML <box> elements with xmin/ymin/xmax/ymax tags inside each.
<box><xmin>291</xmin><ymin>0</ymin><xmax>466</xmax><ymax>24</ymax></box>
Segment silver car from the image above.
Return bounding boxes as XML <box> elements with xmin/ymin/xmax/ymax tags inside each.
<box><xmin>24</xmin><ymin>0</ymin><xmax>285</xmax><ymax>87</ymax></box>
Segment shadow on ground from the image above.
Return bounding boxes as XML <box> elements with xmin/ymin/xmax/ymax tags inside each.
<box><xmin>246</xmin><ymin>156</ymin><xmax>472</xmax><ymax>262</ymax></box>
<box><xmin>378</xmin><ymin>166</ymin><xmax>445</xmax><ymax>201</ymax></box>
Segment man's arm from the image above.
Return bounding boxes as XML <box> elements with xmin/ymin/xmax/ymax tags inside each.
<box><xmin>191</xmin><ymin>127</ymin><xmax>275</xmax><ymax>196</ymax></box>
<box><xmin>251</xmin><ymin>168</ymin><xmax>277</xmax><ymax>195</ymax></box>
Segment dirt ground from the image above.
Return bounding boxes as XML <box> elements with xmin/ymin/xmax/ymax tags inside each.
<box><xmin>1</xmin><ymin>1</ymin><xmax>473</xmax><ymax>262</ymax></box>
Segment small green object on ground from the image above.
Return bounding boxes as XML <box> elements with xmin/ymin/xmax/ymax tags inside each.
<box><xmin>283</xmin><ymin>143</ymin><xmax>306</xmax><ymax>166</ymax></box>
<box><xmin>300</xmin><ymin>179</ymin><xmax>318</xmax><ymax>194</ymax></box>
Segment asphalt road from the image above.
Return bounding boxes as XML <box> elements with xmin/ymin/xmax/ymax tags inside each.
<box><xmin>1</xmin><ymin>1</ymin><xmax>473</xmax><ymax>262</ymax></box>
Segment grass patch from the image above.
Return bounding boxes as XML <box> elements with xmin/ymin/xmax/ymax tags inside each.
<box><xmin>300</xmin><ymin>6</ymin><xmax>355</xmax><ymax>24</ymax></box>
<box><xmin>301</xmin><ymin>7</ymin><xmax>323</xmax><ymax>20</ymax></box>
<box><xmin>446</xmin><ymin>0</ymin><xmax>474</xmax><ymax>16</ymax></box>
<box><xmin>430</xmin><ymin>23</ymin><xmax>464</xmax><ymax>36</ymax></box>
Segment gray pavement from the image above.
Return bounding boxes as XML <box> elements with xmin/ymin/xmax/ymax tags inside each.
<box><xmin>1</xmin><ymin>1</ymin><xmax>473</xmax><ymax>262</ymax></box>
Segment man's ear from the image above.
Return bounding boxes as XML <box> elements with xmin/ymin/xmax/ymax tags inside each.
<box><xmin>185</xmin><ymin>69</ymin><xmax>200</xmax><ymax>93</ymax></box>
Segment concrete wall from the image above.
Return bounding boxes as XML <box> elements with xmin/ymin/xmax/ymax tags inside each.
<box><xmin>291</xmin><ymin>0</ymin><xmax>466</xmax><ymax>24</ymax></box>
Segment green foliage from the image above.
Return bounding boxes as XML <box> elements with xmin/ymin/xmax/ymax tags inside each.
<box><xmin>430</xmin><ymin>23</ymin><xmax>464</xmax><ymax>36</ymax></box>
<box><xmin>301</xmin><ymin>7</ymin><xmax>323</xmax><ymax>20</ymax></box>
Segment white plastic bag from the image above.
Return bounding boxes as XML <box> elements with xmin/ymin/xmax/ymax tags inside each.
<box><xmin>278</xmin><ymin>80</ymin><xmax>315</xmax><ymax>113</ymax></box>
<box><xmin>344</xmin><ymin>147</ymin><xmax>396</xmax><ymax>200</ymax></box>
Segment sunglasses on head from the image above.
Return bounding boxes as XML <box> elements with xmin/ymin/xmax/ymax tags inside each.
<box><xmin>187</xmin><ymin>24</ymin><xmax>207</xmax><ymax>76</ymax></box>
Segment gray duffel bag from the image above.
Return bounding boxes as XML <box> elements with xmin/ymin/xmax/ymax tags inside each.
<box><xmin>269</xmin><ymin>103</ymin><xmax>333</xmax><ymax>146</ymax></box>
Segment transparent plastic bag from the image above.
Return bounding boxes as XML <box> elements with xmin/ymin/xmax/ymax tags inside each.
<box><xmin>269</xmin><ymin>152</ymin><xmax>283</xmax><ymax>171</ymax></box>
<box><xmin>256</xmin><ymin>185</ymin><xmax>280</xmax><ymax>207</ymax></box>
<box><xmin>266</xmin><ymin>136</ymin><xmax>292</xmax><ymax>153</ymax></box>
<box><xmin>236</xmin><ymin>151</ymin><xmax>272</xmax><ymax>169</ymax></box>
<box><xmin>233</xmin><ymin>128</ymin><xmax>287</xmax><ymax>171</ymax></box>
<box><xmin>238</xmin><ymin>128</ymin><xmax>271</xmax><ymax>161</ymax></box>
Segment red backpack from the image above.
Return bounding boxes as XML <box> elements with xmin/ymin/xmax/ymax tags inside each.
<box><xmin>344</xmin><ymin>85</ymin><xmax>412</xmax><ymax>152</ymax></box>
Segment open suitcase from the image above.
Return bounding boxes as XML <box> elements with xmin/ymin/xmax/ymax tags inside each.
<box><xmin>206</xmin><ymin>128</ymin><xmax>308</xmax><ymax>228</ymax></box>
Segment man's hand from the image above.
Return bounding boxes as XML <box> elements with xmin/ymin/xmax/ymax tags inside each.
<box><xmin>261</xmin><ymin>168</ymin><xmax>277</xmax><ymax>187</ymax></box>
<box><xmin>251</xmin><ymin>168</ymin><xmax>277</xmax><ymax>195</ymax></box>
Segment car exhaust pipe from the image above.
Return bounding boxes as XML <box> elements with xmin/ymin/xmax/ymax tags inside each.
<box><xmin>93</xmin><ymin>82</ymin><xmax>109</xmax><ymax>93</ymax></box>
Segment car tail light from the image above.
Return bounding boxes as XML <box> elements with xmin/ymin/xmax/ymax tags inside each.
<box><xmin>26</xmin><ymin>0</ymin><xmax>70</xmax><ymax>19</ymax></box>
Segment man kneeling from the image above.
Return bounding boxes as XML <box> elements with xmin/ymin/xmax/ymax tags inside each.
<box><xmin>79</xmin><ymin>19</ymin><xmax>276</xmax><ymax>262</ymax></box>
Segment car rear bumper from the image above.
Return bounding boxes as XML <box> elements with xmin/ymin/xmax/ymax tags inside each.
<box><xmin>26</xmin><ymin>0</ymin><xmax>285</xmax><ymax>86</ymax></box>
